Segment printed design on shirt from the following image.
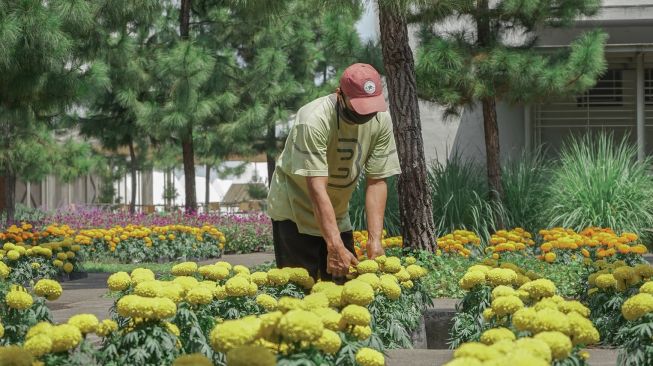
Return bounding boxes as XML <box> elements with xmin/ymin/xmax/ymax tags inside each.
<box><xmin>328</xmin><ymin>138</ymin><xmax>362</xmax><ymax>189</ymax></box>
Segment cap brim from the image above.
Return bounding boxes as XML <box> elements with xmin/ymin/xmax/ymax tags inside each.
<box><xmin>350</xmin><ymin>94</ymin><xmax>387</xmax><ymax>115</ymax></box>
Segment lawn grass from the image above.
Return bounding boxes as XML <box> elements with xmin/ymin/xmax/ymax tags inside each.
<box><xmin>82</xmin><ymin>261</ymin><xmax>176</xmax><ymax>274</ymax></box>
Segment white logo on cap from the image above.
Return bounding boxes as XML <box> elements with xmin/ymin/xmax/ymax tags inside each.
<box><xmin>363</xmin><ymin>80</ymin><xmax>376</xmax><ymax>95</ymax></box>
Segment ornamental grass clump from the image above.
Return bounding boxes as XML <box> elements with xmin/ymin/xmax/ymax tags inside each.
<box><xmin>545</xmin><ymin>134</ymin><xmax>653</xmax><ymax>242</ymax></box>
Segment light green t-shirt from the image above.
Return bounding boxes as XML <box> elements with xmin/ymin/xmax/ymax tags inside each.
<box><xmin>267</xmin><ymin>94</ymin><xmax>401</xmax><ymax>236</ymax></box>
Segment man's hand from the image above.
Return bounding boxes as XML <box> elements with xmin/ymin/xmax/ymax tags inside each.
<box><xmin>326</xmin><ymin>242</ymin><xmax>359</xmax><ymax>277</ymax></box>
<box><xmin>366</xmin><ymin>239</ymin><xmax>385</xmax><ymax>260</ymax></box>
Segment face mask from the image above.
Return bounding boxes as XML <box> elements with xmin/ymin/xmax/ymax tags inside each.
<box><xmin>338</xmin><ymin>99</ymin><xmax>377</xmax><ymax>125</ymax></box>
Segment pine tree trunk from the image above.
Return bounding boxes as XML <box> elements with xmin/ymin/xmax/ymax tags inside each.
<box><xmin>205</xmin><ymin>164</ymin><xmax>210</xmax><ymax>213</ymax></box>
<box><xmin>179</xmin><ymin>0</ymin><xmax>191</xmax><ymax>39</ymax></box>
<box><xmin>477</xmin><ymin>0</ymin><xmax>504</xmax><ymax>202</ymax></box>
<box><xmin>481</xmin><ymin>97</ymin><xmax>503</xmax><ymax>201</ymax></box>
<box><xmin>379</xmin><ymin>5</ymin><xmax>436</xmax><ymax>252</ymax></box>
<box><xmin>182</xmin><ymin>135</ymin><xmax>197</xmax><ymax>213</ymax></box>
<box><xmin>4</xmin><ymin>172</ymin><xmax>16</xmax><ymax>225</ymax></box>
<box><xmin>128</xmin><ymin>139</ymin><xmax>137</xmax><ymax>214</ymax></box>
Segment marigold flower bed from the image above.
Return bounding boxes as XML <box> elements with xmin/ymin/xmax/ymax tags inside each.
<box><xmin>0</xmin><ymin>254</ymin><xmax>430</xmax><ymax>366</ymax></box>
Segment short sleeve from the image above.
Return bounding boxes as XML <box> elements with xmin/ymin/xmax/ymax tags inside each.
<box><xmin>289</xmin><ymin>124</ymin><xmax>329</xmax><ymax>176</ymax></box>
<box><xmin>365</xmin><ymin>118</ymin><xmax>401</xmax><ymax>179</ymax></box>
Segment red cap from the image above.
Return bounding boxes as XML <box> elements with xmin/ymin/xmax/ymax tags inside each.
<box><xmin>339</xmin><ymin>63</ymin><xmax>387</xmax><ymax>114</ymax></box>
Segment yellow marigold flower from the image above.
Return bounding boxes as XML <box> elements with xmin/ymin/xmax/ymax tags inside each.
<box><xmin>622</xmin><ymin>293</ymin><xmax>653</xmax><ymax>320</ymax></box>
<box><xmin>640</xmin><ymin>281</ymin><xmax>653</xmax><ymax>294</ymax></box>
<box><xmin>534</xmin><ymin>331</ymin><xmax>572</xmax><ymax>360</ymax></box>
<box><xmin>406</xmin><ymin>264</ymin><xmax>427</xmax><ymax>279</ymax></box>
<box><xmin>480</xmin><ymin>327</ymin><xmax>515</xmax><ymax>345</ymax></box>
<box><xmin>256</xmin><ymin>294</ymin><xmax>278</xmax><ymax>311</ymax></box>
<box><xmin>357</xmin><ymin>273</ymin><xmax>381</xmax><ymax>290</ymax></box>
<box><xmin>635</xmin><ymin>264</ymin><xmax>653</xmax><ymax>278</ymax></box>
<box><xmin>210</xmin><ymin>316</ymin><xmax>261</xmax><ymax>352</ymax></box>
<box><xmin>198</xmin><ymin>265</ymin><xmax>230</xmax><ymax>281</ymax></box>
<box><xmin>134</xmin><ymin>280</ymin><xmax>163</xmax><ymax>298</ymax></box>
<box><xmin>459</xmin><ymin>271</ymin><xmax>486</xmax><ymax>290</ymax></box>
<box><xmin>63</xmin><ymin>262</ymin><xmax>74</xmax><ymax>273</ymax></box>
<box><xmin>357</xmin><ymin>260</ymin><xmax>379</xmax><ymax>274</ymax></box>
<box><xmin>342</xmin><ymin>280</ymin><xmax>375</xmax><ymax>306</ymax></box>
<box><xmin>567</xmin><ymin>312</ymin><xmax>600</xmax><ymax>345</ymax></box>
<box><xmin>0</xmin><ymin>345</ymin><xmax>34</xmax><ymax>365</ymax></box>
<box><xmin>171</xmin><ymin>262</ymin><xmax>198</xmax><ymax>276</ymax></box>
<box><xmin>0</xmin><ymin>262</ymin><xmax>10</xmax><ymax>278</ymax></box>
<box><xmin>232</xmin><ymin>264</ymin><xmax>250</xmax><ymax>275</ymax></box>
<box><xmin>380</xmin><ymin>277</ymin><xmax>401</xmax><ymax>300</ymax></box>
<box><xmin>50</xmin><ymin>324</ymin><xmax>83</xmax><ymax>353</ymax></box>
<box><xmin>544</xmin><ymin>252</ymin><xmax>556</xmax><ymax>263</ymax></box>
<box><xmin>512</xmin><ymin>307</ymin><xmax>537</xmax><ymax>332</ymax></box>
<box><xmin>278</xmin><ymin>296</ymin><xmax>303</xmax><ymax>313</ymax></box>
<box><xmin>402</xmin><ymin>256</ymin><xmax>416</xmax><ymax>265</ymax></box>
<box><xmin>314</xmin><ymin>328</ymin><xmax>342</xmax><ymax>354</ymax></box>
<box><xmin>312</xmin><ymin>308</ymin><xmax>342</xmax><ymax>331</ymax></box>
<box><xmin>116</xmin><ymin>295</ymin><xmax>177</xmax><ymax>320</ymax></box>
<box><xmin>595</xmin><ymin>274</ymin><xmax>617</xmax><ymax>289</ymax></box>
<box><xmin>355</xmin><ymin>347</ymin><xmax>385</xmax><ymax>366</ymax></box>
<box><xmin>613</xmin><ymin>266</ymin><xmax>635</xmax><ymax>282</ymax></box>
<box><xmin>301</xmin><ymin>292</ymin><xmax>329</xmax><ymax>310</ymax></box>
<box><xmin>96</xmin><ymin>319</ymin><xmax>118</xmax><ymax>337</ymax></box>
<box><xmin>131</xmin><ymin>268</ymin><xmax>155</xmax><ymax>284</ymax></box>
<box><xmin>483</xmin><ymin>308</ymin><xmax>495</xmax><ymax>321</ymax></box>
<box><xmin>520</xmin><ymin>279</ymin><xmax>557</xmax><ymax>299</ymax></box>
<box><xmin>24</xmin><ymin>333</ymin><xmax>52</xmax><ymax>357</ymax></box>
<box><xmin>278</xmin><ymin>310</ymin><xmax>323</xmax><ymax>342</ymax></box>
<box><xmin>186</xmin><ymin>287</ymin><xmax>213</xmax><ymax>305</ymax></box>
<box><xmin>251</xmin><ymin>271</ymin><xmax>268</xmax><ymax>286</ymax></box>
<box><xmin>267</xmin><ymin>268</ymin><xmax>290</xmax><ymax>286</ymax></box>
<box><xmin>382</xmin><ymin>257</ymin><xmax>402</xmax><ymax>273</ymax></box>
<box><xmin>56</xmin><ymin>252</ymin><xmax>67</xmax><ymax>261</ymax></box>
<box><xmin>491</xmin><ymin>285</ymin><xmax>516</xmax><ymax>300</ymax></box>
<box><xmin>165</xmin><ymin>322</ymin><xmax>180</xmax><ymax>337</ymax></box>
<box><xmin>486</xmin><ymin>268</ymin><xmax>518</xmax><ymax>287</ymax></box>
<box><xmin>394</xmin><ymin>268</ymin><xmax>411</xmax><ymax>282</ymax></box>
<box><xmin>491</xmin><ymin>296</ymin><xmax>524</xmax><ymax>317</ymax></box>
<box><xmin>514</xmin><ymin>337</ymin><xmax>552</xmax><ymax>363</ymax></box>
<box><xmin>225</xmin><ymin>276</ymin><xmax>250</xmax><ymax>297</ymax></box>
<box><xmin>68</xmin><ymin>314</ymin><xmax>99</xmax><ymax>334</ymax></box>
<box><xmin>557</xmin><ymin>300</ymin><xmax>590</xmax><ymax>318</ymax></box>
<box><xmin>468</xmin><ymin>265</ymin><xmax>491</xmax><ymax>273</ymax></box>
<box><xmin>173</xmin><ymin>353</ymin><xmax>213</xmax><ymax>366</ymax></box>
<box><xmin>342</xmin><ymin>304</ymin><xmax>371</xmax><ymax>326</ymax></box>
<box><xmin>6</xmin><ymin>250</ymin><xmax>20</xmax><ymax>261</ymax></box>
<box><xmin>352</xmin><ymin>325</ymin><xmax>372</xmax><ymax>340</ymax></box>
<box><xmin>226</xmin><ymin>345</ymin><xmax>276</xmax><ymax>366</ymax></box>
<box><xmin>532</xmin><ymin>308</ymin><xmax>570</xmax><ymax>334</ymax></box>
<box><xmin>107</xmin><ymin>271</ymin><xmax>131</xmax><ymax>291</ymax></box>
<box><xmin>401</xmin><ymin>280</ymin><xmax>414</xmax><ymax>289</ymax></box>
<box><xmin>173</xmin><ymin>276</ymin><xmax>199</xmax><ymax>292</ymax></box>
<box><xmin>33</xmin><ymin>279</ymin><xmax>63</xmax><ymax>301</ymax></box>
<box><xmin>454</xmin><ymin>342</ymin><xmax>501</xmax><ymax>361</ymax></box>
<box><xmin>6</xmin><ymin>290</ymin><xmax>33</xmax><ymax>310</ymax></box>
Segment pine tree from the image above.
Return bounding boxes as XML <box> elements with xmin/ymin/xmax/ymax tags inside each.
<box><xmin>414</xmin><ymin>0</ymin><xmax>607</xmax><ymax>203</ymax></box>
<box><xmin>0</xmin><ymin>1</ymin><xmax>106</xmax><ymax>222</ymax></box>
<box><xmin>76</xmin><ymin>0</ymin><xmax>161</xmax><ymax>214</ymax></box>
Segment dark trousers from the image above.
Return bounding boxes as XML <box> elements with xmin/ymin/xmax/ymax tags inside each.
<box><xmin>272</xmin><ymin>219</ymin><xmax>355</xmax><ymax>281</ymax></box>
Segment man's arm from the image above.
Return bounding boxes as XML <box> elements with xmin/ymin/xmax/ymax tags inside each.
<box><xmin>306</xmin><ymin>176</ymin><xmax>359</xmax><ymax>277</ymax></box>
<box><xmin>365</xmin><ymin>177</ymin><xmax>387</xmax><ymax>259</ymax></box>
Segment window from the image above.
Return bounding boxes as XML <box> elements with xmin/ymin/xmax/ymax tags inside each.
<box><xmin>646</xmin><ymin>69</ymin><xmax>653</xmax><ymax>105</ymax></box>
<box><xmin>577</xmin><ymin>69</ymin><xmax>623</xmax><ymax>107</ymax></box>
